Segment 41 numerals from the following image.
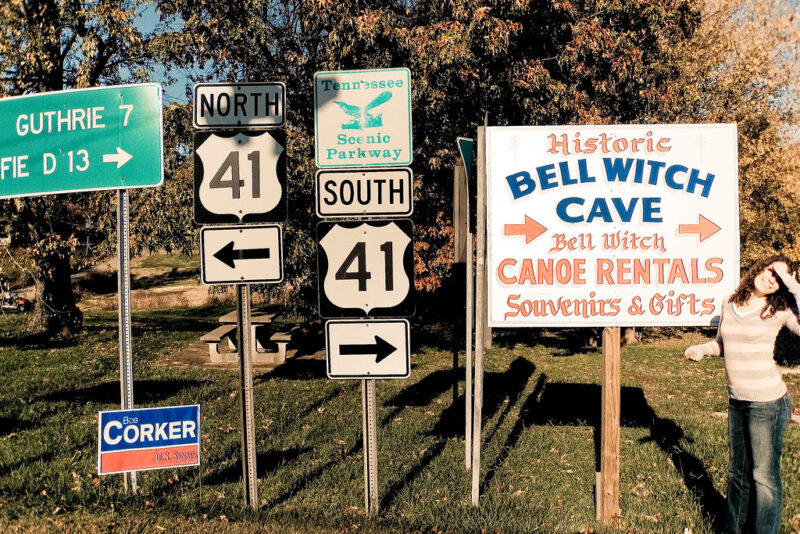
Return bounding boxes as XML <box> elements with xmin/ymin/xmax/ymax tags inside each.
<box><xmin>335</xmin><ymin>241</ymin><xmax>394</xmax><ymax>292</ymax></box>
<box><xmin>210</xmin><ymin>150</ymin><xmax>262</xmax><ymax>199</ymax></box>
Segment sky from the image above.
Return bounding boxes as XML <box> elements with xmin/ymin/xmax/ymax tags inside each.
<box><xmin>136</xmin><ymin>4</ymin><xmax>194</xmax><ymax>105</ymax></box>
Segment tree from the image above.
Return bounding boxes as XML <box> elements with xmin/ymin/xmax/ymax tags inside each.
<box><xmin>0</xmin><ymin>1</ymin><xmax>195</xmax><ymax>335</ymax></box>
<box><xmin>666</xmin><ymin>0</ymin><xmax>800</xmax><ymax>269</ymax></box>
<box><xmin>152</xmin><ymin>0</ymin><xmax>704</xmax><ymax>315</ymax></box>
<box><xmin>0</xmin><ymin>1</ymin><xmax>150</xmax><ymax>335</ymax></box>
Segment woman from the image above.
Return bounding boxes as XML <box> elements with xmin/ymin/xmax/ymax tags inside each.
<box><xmin>685</xmin><ymin>256</ymin><xmax>798</xmax><ymax>533</ymax></box>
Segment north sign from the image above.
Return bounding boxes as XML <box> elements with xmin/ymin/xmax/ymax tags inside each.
<box><xmin>317</xmin><ymin>219</ymin><xmax>414</xmax><ymax>318</ymax></box>
<box><xmin>314</xmin><ymin>68</ymin><xmax>412</xmax><ymax>168</ymax></box>
<box><xmin>315</xmin><ymin>168</ymin><xmax>413</xmax><ymax>217</ymax></box>
<box><xmin>325</xmin><ymin>319</ymin><xmax>410</xmax><ymax>379</ymax></box>
<box><xmin>201</xmin><ymin>225</ymin><xmax>283</xmax><ymax>284</ymax></box>
<box><xmin>0</xmin><ymin>83</ymin><xmax>163</xmax><ymax>199</ymax></box>
<box><xmin>193</xmin><ymin>82</ymin><xmax>285</xmax><ymax>128</ymax></box>
<box><xmin>193</xmin><ymin>129</ymin><xmax>286</xmax><ymax>223</ymax></box>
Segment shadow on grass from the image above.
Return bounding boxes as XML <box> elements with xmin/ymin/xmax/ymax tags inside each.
<box><xmin>481</xmin><ymin>381</ymin><xmax>724</xmax><ymax>531</ymax></box>
<box><xmin>131</xmin><ymin>268</ymin><xmax>200</xmax><ymax>290</ymax></box>
<box><xmin>0</xmin><ymin>429</ymin><xmax>95</xmax><ymax>478</ymax></box>
<box><xmin>202</xmin><ymin>447</ymin><xmax>313</xmax><ymax>486</ymax></box>
<box><xmin>262</xmin><ymin>439</ymin><xmax>364</xmax><ymax>510</ymax></box>
<box><xmin>259</xmin><ymin>358</ymin><xmax>328</xmax><ymax>381</ymax></box>
<box><xmin>379</xmin><ymin>358</ymin><xmax>536</xmax><ymax>509</ymax></box>
<box><xmin>39</xmin><ymin>379</ymin><xmax>203</xmax><ymax>405</ymax></box>
<box><xmin>132</xmin><ymin>316</ymin><xmax>217</xmax><ymax>335</ymax></box>
<box><xmin>199</xmin><ymin>385</ymin><xmax>355</xmax><ymax>504</ymax></box>
<box><xmin>0</xmin><ymin>330</ymin><xmax>82</xmax><ymax>349</ymax></box>
<box><xmin>492</xmin><ymin>328</ymin><xmax>602</xmax><ymax>357</ymax></box>
<box><xmin>73</xmin><ymin>268</ymin><xmax>200</xmax><ymax>295</ymax></box>
<box><xmin>0</xmin><ymin>416</ymin><xmax>38</xmax><ymax>438</ymax></box>
<box><xmin>0</xmin><ymin>449</ymin><xmax>56</xmax><ymax>479</ymax></box>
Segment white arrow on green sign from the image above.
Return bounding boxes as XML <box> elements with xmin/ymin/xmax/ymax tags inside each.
<box><xmin>0</xmin><ymin>83</ymin><xmax>163</xmax><ymax>199</ymax></box>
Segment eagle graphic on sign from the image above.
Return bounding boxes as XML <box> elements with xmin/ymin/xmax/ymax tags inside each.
<box><xmin>334</xmin><ymin>91</ymin><xmax>392</xmax><ymax>130</ymax></box>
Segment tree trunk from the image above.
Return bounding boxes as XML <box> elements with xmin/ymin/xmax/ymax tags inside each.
<box><xmin>33</xmin><ymin>251</ymin><xmax>82</xmax><ymax>337</ymax></box>
<box><xmin>621</xmin><ymin>327</ymin><xmax>637</xmax><ymax>345</ymax></box>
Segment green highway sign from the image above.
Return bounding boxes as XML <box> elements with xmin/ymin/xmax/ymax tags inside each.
<box><xmin>0</xmin><ymin>83</ymin><xmax>163</xmax><ymax>199</ymax></box>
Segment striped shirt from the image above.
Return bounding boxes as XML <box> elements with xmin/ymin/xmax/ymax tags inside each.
<box><xmin>707</xmin><ymin>298</ymin><xmax>800</xmax><ymax>401</ymax></box>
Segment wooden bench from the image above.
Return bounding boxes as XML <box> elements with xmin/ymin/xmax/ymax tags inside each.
<box><xmin>201</xmin><ymin>324</ymin><xmax>238</xmax><ymax>363</ymax></box>
<box><xmin>219</xmin><ymin>311</ymin><xmax>276</xmax><ymax>358</ymax></box>
<box><xmin>218</xmin><ymin>310</ymin><xmax>276</xmax><ymax>325</ymax></box>
<box><xmin>263</xmin><ymin>326</ymin><xmax>300</xmax><ymax>362</ymax></box>
<box><xmin>202</xmin><ymin>311</ymin><xmax>298</xmax><ymax>366</ymax></box>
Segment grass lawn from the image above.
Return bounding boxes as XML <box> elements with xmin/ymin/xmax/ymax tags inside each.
<box><xmin>0</xmin><ymin>310</ymin><xmax>798</xmax><ymax>533</ymax></box>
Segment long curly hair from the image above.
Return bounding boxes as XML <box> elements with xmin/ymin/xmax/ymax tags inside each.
<box><xmin>729</xmin><ymin>255</ymin><xmax>795</xmax><ymax>318</ymax></box>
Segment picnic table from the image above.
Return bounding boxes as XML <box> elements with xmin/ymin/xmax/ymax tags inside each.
<box><xmin>200</xmin><ymin>310</ymin><xmax>295</xmax><ymax>365</ymax></box>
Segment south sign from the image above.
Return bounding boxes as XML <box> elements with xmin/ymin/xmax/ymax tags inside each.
<box><xmin>315</xmin><ymin>168</ymin><xmax>413</xmax><ymax>217</ymax></box>
<box><xmin>486</xmin><ymin>124</ymin><xmax>740</xmax><ymax>327</ymax></box>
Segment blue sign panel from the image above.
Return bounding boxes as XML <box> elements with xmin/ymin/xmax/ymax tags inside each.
<box><xmin>97</xmin><ymin>405</ymin><xmax>200</xmax><ymax>475</ymax></box>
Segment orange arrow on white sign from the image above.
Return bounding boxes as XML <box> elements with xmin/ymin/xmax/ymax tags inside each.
<box><xmin>504</xmin><ymin>215</ymin><xmax>547</xmax><ymax>244</ymax></box>
<box><xmin>678</xmin><ymin>215</ymin><xmax>721</xmax><ymax>242</ymax></box>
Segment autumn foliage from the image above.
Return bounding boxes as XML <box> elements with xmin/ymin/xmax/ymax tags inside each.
<box><xmin>1</xmin><ymin>0</ymin><xmax>798</xmax><ymax>326</ymax></box>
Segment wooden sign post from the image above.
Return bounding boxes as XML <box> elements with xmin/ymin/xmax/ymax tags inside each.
<box><xmin>471</xmin><ymin>126</ymin><xmax>487</xmax><ymax>505</ymax></box>
<box><xmin>598</xmin><ymin>327</ymin><xmax>621</xmax><ymax>523</ymax></box>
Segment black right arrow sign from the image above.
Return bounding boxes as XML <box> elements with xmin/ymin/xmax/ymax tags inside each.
<box><xmin>339</xmin><ymin>336</ymin><xmax>397</xmax><ymax>364</ymax></box>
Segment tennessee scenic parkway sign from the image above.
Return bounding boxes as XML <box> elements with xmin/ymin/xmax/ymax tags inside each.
<box><xmin>486</xmin><ymin>124</ymin><xmax>739</xmax><ymax>327</ymax></box>
<box><xmin>0</xmin><ymin>83</ymin><xmax>163</xmax><ymax>199</ymax></box>
<box><xmin>314</xmin><ymin>68</ymin><xmax>412</xmax><ymax>168</ymax></box>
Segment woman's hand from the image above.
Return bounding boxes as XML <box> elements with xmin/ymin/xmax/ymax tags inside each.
<box><xmin>684</xmin><ymin>345</ymin><xmax>705</xmax><ymax>362</ymax></box>
<box><xmin>772</xmin><ymin>264</ymin><xmax>800</xmax><ymax>294</ymax></box>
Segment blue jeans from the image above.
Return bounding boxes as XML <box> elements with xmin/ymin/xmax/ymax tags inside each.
<box><xmin>723</xmin><ymin>393</ymin><xmax>792</xmax><ymax>534</ymax></box>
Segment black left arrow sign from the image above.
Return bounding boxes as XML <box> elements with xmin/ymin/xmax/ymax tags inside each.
<box><xmin>214</xmin><ymin>241</ymin><xmax>270</xmax><ymax>268</ymax></box>
<box><xmin>339</xmin><ymin>336</ymin><xmax>397</xmax><ymax>364</ymax></box>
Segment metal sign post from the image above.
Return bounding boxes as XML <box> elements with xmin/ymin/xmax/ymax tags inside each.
<box><xmin>192</xmin><ymin>80</ymin><xmax>288</xmax><ymax>512</ymax></box>
<box><xmin>454</xmin><ymin>162</ymin><xmax>474</xmax><ymax>470</ymax></box>
<box><xmin>314</xmin><ymin>67</ymin><xmax>415</xmax><ymax>516</ymax></box>
<box><xmin>116</xmin><ymin>190</ymin><xmax>136</xmax><ymax>492</ymax></box>
<box><xmin>361</xmin><ymin>379</ymin><xmax>379</xmax><ymax>514</ymax></box>
<box><xmin>236</xmin><ymin>284</ymin><xmax>258</xmax><ymax>509</ymax></box>
<box><xmin>465</xmin><ymin>224</ymin><xmax>474</xmax><ymax>471</ymax></box>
